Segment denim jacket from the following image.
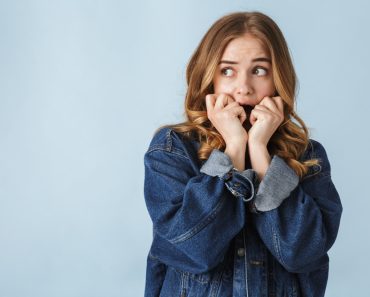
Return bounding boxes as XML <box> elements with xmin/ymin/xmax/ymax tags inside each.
<box><xmin>143</xmin><ymin>127</ymin><xmax>343</xmax><ymax>297</ymax></box>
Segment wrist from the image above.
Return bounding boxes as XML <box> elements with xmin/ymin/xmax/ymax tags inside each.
<box><xmin>225</xmin><ymin>141</ymin><xmax>246</xmax><ymax>155</ymax></box>
<box><xmin>248</xmin><ymin>140</ymin><xmax>267</xmax><ymax>150</ymax></box>
<box><xmin>224</xmin><ymin>144</ymin><xmax>246</xmax><ymax>171</ymax></box>
<box><xmin>248</xmin><ymin>143</ymin><xmax>271</xmax><ymax>181</ymax></box>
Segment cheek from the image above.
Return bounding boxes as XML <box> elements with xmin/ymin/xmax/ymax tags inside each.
<box><xmin>213</xmin><ymin>79</ymin><xmax>232</xmax><ymax>93</ymax></box>
<box><xmin>256</xmin><ymin>80</ymin><xmax>276</xmax><ymax>97</ymax></box>
<box><xmin>213</xmin><ymin>71</ymin><xmax>236</xmax><ymax>91</ymax></box>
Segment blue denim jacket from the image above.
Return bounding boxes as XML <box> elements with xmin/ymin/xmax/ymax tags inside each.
<box><xmin>143</xmin><ymin>127</ymin><xmax>343</xmax><ymax>297</ymax></box>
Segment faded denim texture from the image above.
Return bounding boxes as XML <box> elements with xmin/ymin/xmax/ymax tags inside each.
<box><xmin>143</xmin><ymin>127</ymin><xmax>343</xmax><ymax>297</ymax></box>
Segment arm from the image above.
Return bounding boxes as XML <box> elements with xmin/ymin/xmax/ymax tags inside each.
<box><xmin>249</xmin><ymin>141</ymin><xmax>343</xmax><ymax>273</ymax></box>
<box><xmin>144</xmin><ymin>144</ymin><xmax>257</xmax><ymax>274</ymax></box>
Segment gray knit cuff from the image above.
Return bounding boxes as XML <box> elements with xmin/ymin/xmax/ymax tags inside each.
<box><xmin>254</xmin><ymin>155</ymin><xmax>299</xmax><ymax>212</ymax></box>
<box><xmin>199</xmin><ymin>149</ymin><xmax>234</xmax><ymax>178</ymax></box>
<box><xmin>200</xmin><ymin>149</ymin><xmax>257</xmax><ymax>202</ymax></box>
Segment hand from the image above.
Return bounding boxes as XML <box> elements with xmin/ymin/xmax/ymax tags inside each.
<box><xmin>205</xmin><ymin>93</ymin><xmax>248</xmax><ymax>146</ymax></box>
<box><xmin>248</xmin><ymin>96</ymin><xmax>284</xmax><ymax>147</ymax></box>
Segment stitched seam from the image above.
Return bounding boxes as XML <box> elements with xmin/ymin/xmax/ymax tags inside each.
<box><xmin>180</xmin><ymin>271</ymin><xmax>188</xmax><ymax>295</ymax></box>
<box><xmin>188</xmin><ymin>274</ymin><xmax>210</xmax><ymax>285</ymax></box>
<box><xmin>243</xmin><ymin>228</ymin><xmax>249</xmax><ymax>297</ymax></box>
<box><xmin>169</xmin><ymin>194</ymin><xmax>227</xmax><ymax>244</ymax></box>
<box><xmin>267</xmin><ymin>212</ymin><xmax>287</xmax><ymax>268</ymax></box>
<box><xmin>147</xmin><ymin>147</ymin><xmax>190</xmax><ymax>160</ymax></box>
<box><xmin>166</xmin><ymin>128</ymin><xmax>173</xmax><ymax>151</ymax></box>
<box><xmin>147</xmin><ymin>129</ymin><xmax>189</xmax><ymax>158</ymax></box>
<box><xmin>210</xmin><ymin>269</ymin><xmax>223</xmax><ymax>297</ymax></box>
<box><xmin>148</xmin><ymin>251</ymin><xmax>162</xmax><ymax>262</ymax></box>
<box><xmin>173</xmin><ymin>269</ymin><xmax>211</xmax><ymax>285</ymax></box>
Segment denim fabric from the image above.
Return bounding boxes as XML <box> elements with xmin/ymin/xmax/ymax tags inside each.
<box><xmin>143</xmin><ymin>127</ymin><xmax>343</xmax><ymax>297</ymax></box>
<box><xmin>200</xmin><ymin>149</ymin><xmax>257</xmax><ymax>202</ymax></box>
<box><xmin>199</xmin><ymin>148</ymin><xmax>299</xmax><ymax>210</ymax></box>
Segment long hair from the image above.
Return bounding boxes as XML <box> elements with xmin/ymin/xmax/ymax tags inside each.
<box><xmin>156</xmin><ymin>11</ymin><xmax>319</xmax><ymax>179</ymax></box>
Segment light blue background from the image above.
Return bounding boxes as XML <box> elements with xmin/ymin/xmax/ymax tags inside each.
<box><xmin>0</xmin><ymin>0</ymin><xmax>367</xmax><ymax>296</ymax></box>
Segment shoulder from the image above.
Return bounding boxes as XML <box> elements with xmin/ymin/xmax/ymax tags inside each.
<box><xmin>146</xmin><ymin>126</ymin><xmax>198</xmax><ymax>158</ymax></box>
<box><xmin>301</xmin><ymin>138</ymin><xmax>331</xmax><ymax>177</ymax></box>
<box><xmin>303</xmin><ymin>139</ymin><xmax>328</xmax><ymax>160</ymax></box>
<box><xmin>146</xmin><ymin>127</ymin><xmax>173</xmax><ymax>152</ymax></box>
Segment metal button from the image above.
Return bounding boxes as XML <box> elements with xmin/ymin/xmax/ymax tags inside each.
<box><xmin>250</xmin><ymin>260</ymin><xmax>264</xmax><ymax>266</ymax></box>
<box><xmin>237</xmin><ymin>248</ymin><xmax>245</xmax><ymax>257</ymax></box>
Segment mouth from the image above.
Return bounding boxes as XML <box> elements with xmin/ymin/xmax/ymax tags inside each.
<box><xmin>242</xmin><ymin>105</ymin><xmax>254</xmax><ymax>131</ymax></box>
<box><xmin>242</xmin><ymin>105</ymin><xmax>254</xmax><ymax>115</ymax></box>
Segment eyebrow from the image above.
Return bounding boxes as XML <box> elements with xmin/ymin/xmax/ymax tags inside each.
<box><xmin>218</xmin><ymin>57</ymin><xmax>271</xmax><ymax>64</ymax></box>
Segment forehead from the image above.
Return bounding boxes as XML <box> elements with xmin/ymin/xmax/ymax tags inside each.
<box><xmin>221</xmin><ymin>34</ymin><xmax>269</xmax><ymax>59</ymax></box>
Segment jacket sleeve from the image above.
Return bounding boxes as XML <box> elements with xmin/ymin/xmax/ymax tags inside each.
<box><xmin>144</xmin><ymin>143</ymin><xmax>257</xmax><ymax>274</ymax></box>
<box><xmin>250</xmin><ymin>140</ymin><xmax>343</xmax><ymax>273</ymax></box>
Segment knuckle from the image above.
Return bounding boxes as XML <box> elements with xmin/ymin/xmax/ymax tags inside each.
<box><xmin>222</xmin><ymin>112</ymin><xmax>232</xmax><ymax>120</ymax></box>
<box><xmin>214</xmin><ymin>113</ymin><xmax>222</xmax><ymax>120</ymax></box>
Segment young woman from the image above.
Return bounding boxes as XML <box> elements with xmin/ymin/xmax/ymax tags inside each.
<box><xmin>143</xmin><ymin>11</ymin><xmax>343</xmax><ymax>297</ymax></box>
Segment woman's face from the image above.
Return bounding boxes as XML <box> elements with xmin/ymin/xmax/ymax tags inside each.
<box><xmin>212</xmin><ymin>33</ymin><xmax>276</xmax><ymax>107</ymax></box>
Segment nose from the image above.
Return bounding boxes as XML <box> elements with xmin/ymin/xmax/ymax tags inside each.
<box><xmin>235</xmin><ymin>72</ymin><xmax>252</xmax><ymax>99</ymax></box>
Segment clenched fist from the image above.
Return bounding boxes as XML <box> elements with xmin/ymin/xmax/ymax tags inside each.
<box><xmin>205</xmin><ymin>93</ymin><xmax>248</xmax><ymax>146</ymax></box>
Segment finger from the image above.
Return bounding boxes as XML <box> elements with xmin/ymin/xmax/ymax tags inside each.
<box><xmin>222</xmin><ymin>103</ymin><xmax>246</xmax><ymax>119</ymax></box>
<box><xmin>222</xmin><ymin>102</ymin><xmax>247</xmax><ymax>123</ymax></box>
<box><xmin>239</xmin><ymin>108</ymin><xmax>247</xmax><ymax>124</ymax></box>
<box><xmin>259</xmin><ymin>96</ymin><xmax>279</xmax><ymax>114</ymax></box>
<box><xmin>232</xmin><ymin>106</ymin><xmax>247</xmax><ymax>124</ymax></box>
<box><xmin>253</xmin><ymin>104</ymin><xmax>270</xmax><ymax>111</ymax></box>
<box><xmin>249</xmin><ymin>108</ymin><xmax>270</xmax><ymax>125</ymax></box>
<box><xmin>214</xmin><ymin>93</ymin><xmax>234</xmax><ymax>110</ymax></box>
<box><xmin>250</xmin><ymin>108</ymin><xmax>257</xmax><ymax>125</ymax></box>
<box><xmin>273</xmin><ymin>96</ymin><xmax>284</xmax><ymax>115</ymax></box>
<box><xmin>205</xmin><ymin>94</ymin><xmax>216</xmax><ymax>113</ymax></box>
<box><xmin>223</xmin><ymin>101</ymin><xmax>241</xmax><ymax>111</ymax></box>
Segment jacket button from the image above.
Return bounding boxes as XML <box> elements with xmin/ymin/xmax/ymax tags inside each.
<box><xmin>237</xmin><ymin>248</ymin><xmax>245</xmax><ymax>257</ymax></box>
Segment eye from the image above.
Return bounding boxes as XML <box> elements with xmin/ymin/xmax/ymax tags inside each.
<box><xmin>221</xmin><ymin>67</ymin><xmax>234</xmax><ymax>77</ymax></box>
<box><xmin>253</xmin><ymin>67</ymin><xmax>268</xmax><ymax>76</ymax></box>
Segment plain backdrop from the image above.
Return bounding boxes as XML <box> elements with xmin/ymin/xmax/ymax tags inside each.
<box><xmin>0</xmin><ymin>0</ymin><xmax>368</xmax><ymax>296</ymax></box>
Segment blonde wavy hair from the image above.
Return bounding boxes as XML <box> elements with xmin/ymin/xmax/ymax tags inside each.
<box><xmin>157</xmin><ymin>11</ymin><xmax>319</xmax><ymax>179</ymax></box>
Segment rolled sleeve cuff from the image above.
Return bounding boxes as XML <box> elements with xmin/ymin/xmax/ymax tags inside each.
<box><xmin>199</xmin><ymin>149</ymin><xmax>234</xmax><ymax>177</ymax></box>
<box><xmin>253</xmin><ymin>155</ymin><xmax>299</xmax><ymax>212</ymax></box>
<box><xmin>200</xmin><ymin>149</ymin><xmax>258</xmax><ymax>202</ymax></box>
